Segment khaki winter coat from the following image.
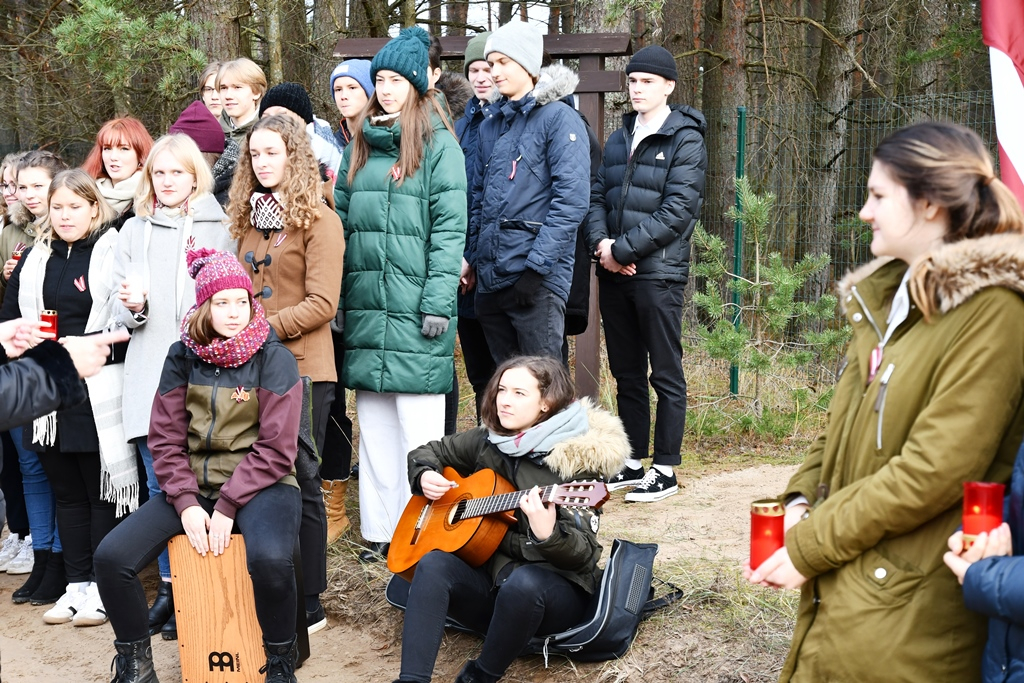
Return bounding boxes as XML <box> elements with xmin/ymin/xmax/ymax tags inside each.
<box><xmin>780</xmin><ymin>234</ymin><xmax>1024</xmax><ymax>683</ymax></box>
<box><xmin>407</xmin><ymin>398</ymin><xmax>629</xmax><ymax>594</ymax></box>
<box><xmin>236</xmin><ymin>201</ymin><xmax>344</xmax><ymax>382</ymax></box>
<box><xmin>0</xmin><ymin>213</ymin><xmax>35</xmax><ymax>304</ymax></box>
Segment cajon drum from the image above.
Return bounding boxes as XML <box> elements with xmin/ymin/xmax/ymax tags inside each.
<box><xmin>167</xmin><ymin>535</ymin><xmax>263</xmax><ymax>683</ymax></box>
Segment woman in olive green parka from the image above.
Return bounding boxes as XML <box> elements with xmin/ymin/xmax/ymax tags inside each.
<box><xmin>747</xmin><ymin>123</ymin><xmax>1024</xmax><ymax>683</ymax></box>
<box><xmin>333</xmin><ymin>27</ymin><xmax>467</xmax><ymax>558</ymax></box>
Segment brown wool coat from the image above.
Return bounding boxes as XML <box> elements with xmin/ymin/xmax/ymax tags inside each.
<box><xmin>780</xmin><ymin>233</ymin><xmax>1024</xmax><ymax>683</ymax></box>
<box><xmin>236</xmin><ymin>201</ymin><xmax>344</xmax><ymax>381</ymax></box>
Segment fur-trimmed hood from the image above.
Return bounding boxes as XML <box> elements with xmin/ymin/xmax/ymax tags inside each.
<box><xmin>436</xmin><ymin>71</ymin><xmax>474</xmax><ymax>122</ymax></box>
<box><xmin>534</xmin><ymin>64</ymin><xmax>580</xmax><ymax>106</ymax></box>
<box><xmin>542</xmin><ymin>397</ymin><xmax>630</xmax><ymax>481</ymax></box>
<box><xmin>837</xmin><ymin>233</ymin><xmax>1024</xmax><ymax>316</ymax></box>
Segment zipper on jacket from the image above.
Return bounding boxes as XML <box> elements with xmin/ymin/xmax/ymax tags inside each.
<box><xmin>204</xmin><ymin>367</ymin><xmax>221</xmax><ymax>486</ymax></box>
<box><xmin>874</xmin><ymin>363</ymin><xmax>895</xmax><ymax>450</ymax></box>
<box><xmin>850</xmin><ymin>286</ymin><xmax>883</xmax><ymax>341</ymax></box>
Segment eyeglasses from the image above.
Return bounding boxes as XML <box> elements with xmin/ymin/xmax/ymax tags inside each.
<box><xmin>2</xmin><ymin>183</ymin><xmax>16</xmax><ymax>195</ymax></box>
<box><xmin>202</xmin><ymin>87</ymin><xmax>217</xmax><ymax>95</ymax></box>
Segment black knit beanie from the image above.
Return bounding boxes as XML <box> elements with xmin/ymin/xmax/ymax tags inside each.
<box><xmin>259</xmin><ymin>82</ymin><xmax>314</xmax><ymax>124</ymax></box>
<box><xmin>625</xmin><ymin>46</ymin><xmax>678</xmax><ymax>82</ymax></box>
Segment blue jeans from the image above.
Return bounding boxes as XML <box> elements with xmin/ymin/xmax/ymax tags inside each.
<box><xmin>11</xmin><ymin>426</ymin><xmax>61</xmax><ymax>552</ymax></box>
<box><xmin>94</xmin><ymin>485</ymin><xmax>301</xmax><ymax>643</ymax></box>
<box><xmin>137</xmin><ymin>440</ymin><xmax>171</xmax><ymax>580</ymax></box>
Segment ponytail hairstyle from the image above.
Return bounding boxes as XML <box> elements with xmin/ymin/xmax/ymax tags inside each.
<box><xmin>225</xmin><ymin>114</ymin><xmax>323</xmax><ymax>240</ymax></box>
<box><xmin>15</xmin><ymin>150</ymin><xmax>68</xmax><ymax>222</ymax></box>
<box><xmin>81</xmin><ymin>117</ymin><xmax>154</xmax><ymax>181</ymax></box>
<box><xmin>875</xmin><ymin>122</ymin><xmax>1024</xmax><ymax>319</ymax></box>
<box><xmin>37</xmin><ymin>169</ymin><xmax>116</xmax><ymax>247</ymax></box>
<box><xmin>346</xmin><ymin>79</ymin><xmax>455</xmax><ymax>188</ymax></box>
<box><xmin>480</xmin><ymin>355</ymin><xmax>577</xmax><ymax>435</ymax></box>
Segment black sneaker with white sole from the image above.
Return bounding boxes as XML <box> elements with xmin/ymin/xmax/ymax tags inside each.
<box><xmin>624</xmin><ymin>468</ymin><xmax>679</xmax><ymax>502</ymax></box>
<box><xmin>606</xmin><ymin>465</ymin><xmax>646</xmax><ymax>491</ymax></box>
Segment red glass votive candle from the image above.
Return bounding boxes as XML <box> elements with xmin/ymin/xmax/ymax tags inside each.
<box><xmin>751</xmin><ymin>498</ymin><xmax>785</xmax><ymax>570</ymax></box>
<box><xmin>963</xmin><ymin>481</ymin><xmax>1005</xmax><ymax>549</ymax></box>
<box><xmin>11</xmin><ymin>250</ymin><xmax>22</xmax><ymax>261</ymax></box>
<box><xmin>40</xmin><ymin>309</ymin><xmax>57</xmax><ymax>340</ymax></box>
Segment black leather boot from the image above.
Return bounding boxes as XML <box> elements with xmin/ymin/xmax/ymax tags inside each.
<box><xmin>454</xmin><ymin>660</ymin><xmax>499</xmax><ymax>683</ymax></box>
<box><xmin>147</xmin><ymin>582</ymin><xmax>173</xmax><ymax>635</ymax></box>
<box><xmin>29</xmin><ymin>551</ymin><xmax>66</xmax><ymax>605</ymax></box>
<box><xmin>110</xmin><ymin>638</ymin><xmax>160</xmax><ymax>683</ymax></box>
<box><xmin>160</xmin><ymin>610</ymin><xmax>177</xmax><ymax>640</ymax></box>
<box><xmin>11</xmin><ymin>549</ymin><xmax>48</xmax><ymax>604</ymax></box>
<box><xmin>259</xmin><ymin>636</ymin><xmax>298</xmax><ymax>683</ymax></box>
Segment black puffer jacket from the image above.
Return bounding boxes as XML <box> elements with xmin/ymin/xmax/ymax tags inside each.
<box><xmin>585</xmin><ymin>105</ymin><xmax>707</xmax><ymax>284</ymax></box>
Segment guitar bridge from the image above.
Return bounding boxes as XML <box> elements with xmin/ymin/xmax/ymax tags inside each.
<box><xmin>410</xmin><ymin>502</ymin><xmax>431</xmax><ymax>545</ymax></box>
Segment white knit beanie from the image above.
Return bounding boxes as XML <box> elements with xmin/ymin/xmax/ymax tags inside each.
<box><xmin>485</xmin><ymin>22</ymin><xmax>543</xmax><ymax>78</ymax></box>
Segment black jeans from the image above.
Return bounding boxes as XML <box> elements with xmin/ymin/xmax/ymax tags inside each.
<box><xmin>456</xmin><ymin>313</ymin><xmax>496</xmax><ymax>421</ymax></box>
<box><xmin>399</xmin><ymin>551</ymin><xmax>589</xmax><ymax>682</ymax></box>
<box><xmin>302</xmin><ymin>381</ymin><xmax>334</xmax><ymax>596</ymax></box>
<box><xmin>1</xmin><ymin>431</ymin><xmax>28</xmax><ymax>534</ymax></box>
<box><xmin>321</xmin><ymin>332</ymin><xmax>353</xmax><ymax>481</ymax></box>
<box><xmin>37</xmin><ymin>447</ymin><xmax>118</xmax><ymax>582</ymax></box>
<box><xmin>94</xmin><ymin>484</ymin><xmax>301</xmax><ymax>643</ymax></box>
<box><xmin>599</xmin><ymin>279</ymin><xmax>687</xmax><ymax>466</ymax></box>
<box><xmin>475</xmin><ymin>285</ymin><xmax>566</xmax><ymax>363</ymax></box>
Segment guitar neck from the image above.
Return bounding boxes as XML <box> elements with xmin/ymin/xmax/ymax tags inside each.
<box><xmin>460</xmin><ymin>484</ymin><xmax>562</xmax><ymax>520</ymax></box>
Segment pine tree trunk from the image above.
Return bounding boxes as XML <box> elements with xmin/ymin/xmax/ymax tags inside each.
<box><xmin>188</xmin><ymin>0</ymin><xmax>246</xmax><ymax>61</ymax></box>
<box><xmin>281</xmin><ymin>0</ymin><xmax>309</xmax><ymax>85</ymax></box>
<box><xmin>801</xmin><ymin>0</ymin><xmax>858</xmax><ymax>308</ymax></box>
<box><xmin>312</xmin><ymin>0</ymin><xmax>346</xmax><ymax>118</ymax></box>
<box><xmin>265</xmin><ymin>0</ymin><xmax>284</xmax><ymax>83</ymax></box>
<box><xmin>447</xmin><ymin>0</ymin><xmax>468</xmax><ymax>36</ymax></box>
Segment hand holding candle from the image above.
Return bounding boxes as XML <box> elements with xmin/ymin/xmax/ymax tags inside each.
<box><xmin>962</xmin><ymin>481</ymin><xmax>1005</xmax><ymax>550</ymax></box>
<box><xmin>40</xmin><ymin>310</ymin><xmax>57</xmax><ymax>340</ymax></box>
<box><xmin>750</xmin><ymin>498</ymin><xmax>785</xmax><ymax>570</ymax></box>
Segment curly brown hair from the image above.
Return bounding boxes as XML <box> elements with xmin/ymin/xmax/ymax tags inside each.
<box><xmin>226</xmin><ymin>114</ymin><xmax>324</xmax><ymax>240</ymax></box>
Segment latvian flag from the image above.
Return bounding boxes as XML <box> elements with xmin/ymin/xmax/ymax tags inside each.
<box><xmin>983</xmin><ymin>0</ymin><xmax>1024</xmax><ymax>206</ymax></box>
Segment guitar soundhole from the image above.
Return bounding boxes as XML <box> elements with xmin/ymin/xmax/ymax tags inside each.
<box><xmin>444</xmin><ymin>495</ymin><xmax>472</xmax><ymax>530</ymax></box>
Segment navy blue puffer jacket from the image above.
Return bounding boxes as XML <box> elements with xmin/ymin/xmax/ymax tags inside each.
<box><xmin>585</xmin><ymin>105</ymin><xmax>707</xmax><ymax>284</ymax></box>
<box><xmin>963</xmin><ymin>440</ymin><xmax>1024</xmax><ymax>682</ymax></box>
<box><xmin>466</xmin><ymin>65</ymin><xmax>591</xmax><ymax>301</ymax></box>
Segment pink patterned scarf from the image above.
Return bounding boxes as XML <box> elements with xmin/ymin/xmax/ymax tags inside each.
<box><xmin>180</xmin><ymin>298</ymin><xmax>271</xmax><ymax>368</ymax></box>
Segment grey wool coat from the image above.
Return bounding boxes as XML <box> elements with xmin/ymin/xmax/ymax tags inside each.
<box><xmin>112</xmin><ymin>194</ymin><xmax>235</xmax><ymax>441</ymax></box>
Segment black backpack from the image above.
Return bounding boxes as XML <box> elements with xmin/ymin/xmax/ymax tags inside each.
<box><xmin>385</xmin><ymin>538</ymin><xmax>681</xmax><ymax>664</ymax></box>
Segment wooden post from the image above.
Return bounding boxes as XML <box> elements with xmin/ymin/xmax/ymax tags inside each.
<box><xmin>333</xmin><ymin>33</ymin><xmax>632</xmax><ymax>399</ymax></box>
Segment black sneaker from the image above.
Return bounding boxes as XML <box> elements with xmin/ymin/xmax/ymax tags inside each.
<box><xmin>624</xmin><ymin>468</ymin><xmax>679</xmax><ymax>502</ymax></box>
<box><xmin>306</xmin><ymin>602</ymin><xmax>327</xmax><ymax>635</ymax></box>
<box><xmin>607</xmin><ymin>465</ymin><xmax>646</xmax><ymax>491</ymax></box>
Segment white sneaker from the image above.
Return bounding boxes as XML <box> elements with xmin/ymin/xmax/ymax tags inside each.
<box><xmin>43</xmin><ymin>585</ymin><xmax>88</xmax><ymax>624</ymax></box>
<box><xmin>72</xmin><ymin>584</ymin><xmax>108</xmax><ymax>627</ymax></box>
<box><xmin>0</xmin><ymin>533</ymin><xmax>21</xmax><ymax>571</ymax></box>
<box><xmin>6</xmin><ymin>536</ymin><xmax>35</xmax><ymax>574</ymax></box>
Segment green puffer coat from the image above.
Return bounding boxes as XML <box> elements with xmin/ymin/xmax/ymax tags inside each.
<box><xmin>335</xmin><ymin>113</ymin><xmax>466</xmax><ymax>394</ymax></box>
<box><xmin>780</xmin><ymin>234</ymin><xmax>1024</xmax><ymax>683</ymax></box>
<box><xmin>407</xmin><ymin>398</ymin><xmax>630</xmax><ymax>593</ymax></box>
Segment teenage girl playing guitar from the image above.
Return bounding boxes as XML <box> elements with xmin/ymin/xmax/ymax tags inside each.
<box><xmin>392</xmin><ymin>355</ymin><xmax>630</xmax><ymax>683</ymax></box>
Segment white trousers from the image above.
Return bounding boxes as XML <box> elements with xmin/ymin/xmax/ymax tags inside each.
<box><xmin>355</xmin><ymin>391</ymin><xmax>445</xmax><ymax>543</ymax></box>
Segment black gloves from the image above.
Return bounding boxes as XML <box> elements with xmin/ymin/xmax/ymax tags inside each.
<box><xmin>513</xmin><ymin>269</ymin><xmax>545</xmax><ymax>307</ymax></box>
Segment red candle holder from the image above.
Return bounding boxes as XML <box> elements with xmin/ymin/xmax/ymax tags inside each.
<box><xmin>963</xmin><ymin>481</ymin><xmax>1005</xmax><ymax>550</ymax></box>
<box><xmin>750</xmin><ymin>498</ymin><xmax>785</xmax><ymax>570</ymax></box>
<box><xmin>11</xmin><ymin>250</ymin><xmax>22</xmax><ymax>261</ymax></box>
<box><xmin>40</xmin><ymin>309</ymin><xmax>57</xmax><ymax>340</ymax></box>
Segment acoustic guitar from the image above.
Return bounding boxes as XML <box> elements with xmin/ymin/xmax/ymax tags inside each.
<box><xmin>387</xmin><ymin>466</ymin><xmax>610</xmax><ymax>579</ymax></box>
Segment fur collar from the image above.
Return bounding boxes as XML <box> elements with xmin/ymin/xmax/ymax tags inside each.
<box><xmin>542</xmin><ymin>398</ymin><xmax>630</xmax><ymax>480</ymax></box>
<box><xmin>533</xmin><ymin>64</ymin><xmax>580</xmax><ymax>107</ymax></box>
<box><xmin>837</xmin><ymin>233</ymin><xmax>1024</xmax><ymax>315</ymax></box>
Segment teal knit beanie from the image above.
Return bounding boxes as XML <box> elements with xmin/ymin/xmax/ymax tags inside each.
<box><xmin>371</xmin><ymin>26</ymin><xmax>431</xmax><ymax>95</ymax></box>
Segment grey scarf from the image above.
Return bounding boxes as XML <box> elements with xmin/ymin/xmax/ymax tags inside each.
<box><xmin>487</xmin><ymin>400</ymin><xmax>588</xmax><ymax>459</ymax></box>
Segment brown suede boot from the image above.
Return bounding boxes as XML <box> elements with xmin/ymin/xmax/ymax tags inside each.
<box><xmin>322</xmin><ymin>479</ymin><xmax>350</xmax><ymax>543</ymax></box>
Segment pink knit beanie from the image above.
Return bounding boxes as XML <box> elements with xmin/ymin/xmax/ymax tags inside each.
<box><xmin>186</xmin><ymin>248</ymin><xmax>253</xmax><ymax>307</ymax></box>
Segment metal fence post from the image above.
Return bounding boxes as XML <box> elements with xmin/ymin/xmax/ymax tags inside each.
<box><xmin>730</xmin><ymin>106</ymin><xmax>747</xmax><ymax>397</ymax></box>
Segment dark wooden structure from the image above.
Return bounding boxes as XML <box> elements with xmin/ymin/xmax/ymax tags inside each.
<box><xmin>333</xmin><ymin>33</ymin><xmax>633</xmax><ymax>399</ymax></box>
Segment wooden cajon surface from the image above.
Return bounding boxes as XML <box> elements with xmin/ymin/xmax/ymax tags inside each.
<box><xmin>167</xmin><ymin>534</ymin><xmax>263</xmax><ymax>683</ymax></box>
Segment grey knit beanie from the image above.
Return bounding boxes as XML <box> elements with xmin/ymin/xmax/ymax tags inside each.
<box><xmin>485</xmin><ymin>22</ymin><xmax>543</xmax><ymax>78</ymax></box>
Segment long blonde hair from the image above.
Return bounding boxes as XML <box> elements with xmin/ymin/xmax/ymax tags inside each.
<box><xmin>226</xmin><ymin>114</ymin><xmax>323</xmax><ymax>240</ymax></box>
<box><xmin>346</xmin><ymin>78</ymin><xmax>454</xmax><ymax>187</ymax></box>
<box><xmin>134</xmin><ymin>134</ymin><xmax>215</xmax><ymax>218</ymax></box>
<box><xmin>36</xmin><ymin>170</ymin><xmax>116</xmax><ymax>247</ymax></box>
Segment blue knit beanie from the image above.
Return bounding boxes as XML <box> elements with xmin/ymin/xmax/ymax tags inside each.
<box><xmin>371</xmin><ymin>27</ymin><xmax>431</xmax><ymax>95</ymax></box>
<box><xmin>330</xmin><ymin>59</ymin><xmax>374</xmax><ymax>98</ymax></box>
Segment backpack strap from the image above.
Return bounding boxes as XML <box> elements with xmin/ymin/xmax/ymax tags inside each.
<box><xmin>640</xmin><ymin>576</ymin><xmax>684</xmax><ymax>620</ymax></box>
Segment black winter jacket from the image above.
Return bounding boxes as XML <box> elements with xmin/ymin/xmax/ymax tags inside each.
<box><xmin>586</xmin><ymin>105</ymin><xmax>707</xmax><ymax>284</ymax></box>
<box><xmin>0</xmin><ymin>341</ymin><xmax>87</xmax><ymax>432</ymax></box>
<box><xmin>1</xmin><ymin>227</ymin><xmax>127</xmax><ymax>451</ymax></box>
